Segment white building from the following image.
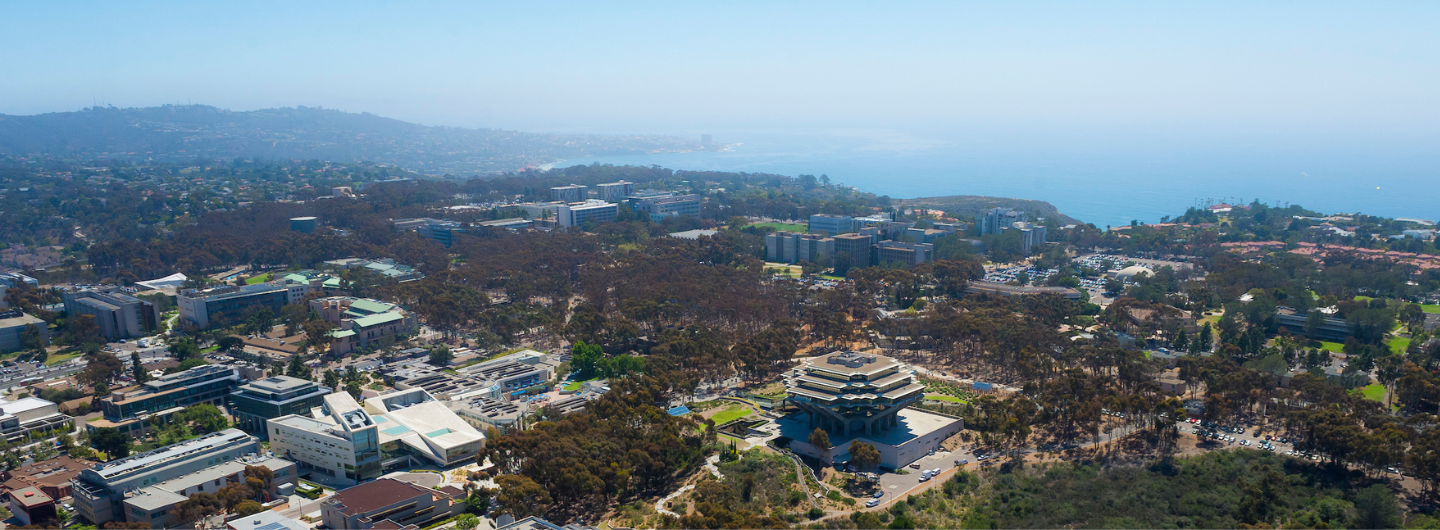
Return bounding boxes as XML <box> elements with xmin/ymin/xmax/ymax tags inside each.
<box><xmin>0</xmin><ymin>397</ymin><xmax>71</xmax><ymax>443</ymax></box>
<box><xmin>556</xmin><ymin>200</ymin><xmax>619</xmax><ymax>228</ymax></box>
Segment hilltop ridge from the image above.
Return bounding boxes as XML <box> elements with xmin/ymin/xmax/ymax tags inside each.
<box><xmin>0</xmin><ymin>105</ymin><xmax>700</xmax><ymax>175</ymax></box>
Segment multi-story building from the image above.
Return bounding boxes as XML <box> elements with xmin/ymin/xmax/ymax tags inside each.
<box><xmin>0</xmin><ymin>397</ymin><xmax>72</xmax><ymax>443</ymax></box>
<box><xmin>0</xmin><ymin>273</ymin><xmax>38</xmax><ymax>310</ymax></box>
<box><xmin>634</xmin><ymin>194</ymin><xmax>701</xmax><ymax>222</ymax></box>
<box><xmin>1009</xmin><ymin>222</ymin><xmax>1047</xmax><ymax>255</ymax></box>
<box><xmin>550</xmin><ymin>184</ymin><xmax>588</xmax><ymax>203</ymax></box>
<box><xmin>9</xmin><ymin>486</ymin><xmax>57</xmax><ymax>527</ymax></box>
<box><xmin>504</xmin><ymin>201</ymin><xmax>568</xmax><ymax>221</ymax></box>
<box><xmin>72</xmin><ymin>429</ymin><xmax>260</xmax><ymax>525</ymax></box>
<box><xmin>1275</xmin><ymin>308</ymin><xmax>1355</xmax><ymax>342</ymax></box>
<box><xmin>980</xmin><ymin>207</ymin><xmax>1024</xmax><ymax>236</ymax></box>
<box><xmin>596</xmin><ymin>181</ymin><xmax>635</xmax><ymax>202</ymax></box>
<box><xmin>62</xmin><ymin>288</ymin><xmax>160</xmax><ymax>341</ymax></box>
<box><xmin>875</xmin><ymin>240</ymin><xmax>935</xmax><ymax>266</ymax></box>
<box><xmin>832</xmin><ymin>233</ymin><xmax>874</xmax><ymax>269</ymax></box>
<box><xmin>556</xmin><ymin>200</ymin><xmax>618</xmax><ymax>228</ymax></box>
<box><xmin>321</xmin><ymin>258</ymin><xmax>425</xmax><ymax>283</ymax></box>
<box><xmin>92</xmin><ymin>365</ymin><xmax>241</xmax><ymax>436</ymax></box>
<box><xmin>0</xmin><ymin>455</ymin><xmax>97</xmax><ymax>501</ymax></box>
<box><xmin>0</xmin><ymin>309</ymin><xmax>48</xmax><ymax>354</ymax></box>
<box><xmin>230</xmin><ymin>376</ymin><xmax>332</xmax><ymax>439</ymax></box>
<box><xmin>446</xmin><ymin>397</ymin><xmax>525</xmax><ymax>433</ymax></box>
<box><xmin>178</xmin><ymin>283</ymin><xmax>291</xmax><ymax>329</ymax></box>
<box><xmin>269</xmin><ymin>390</ymin><xmax>484</xmax><ymax>483</ymax></box>
<box><xmin>321</xmin><ymin>478</ymin><xmax>464</xmax><ymax>530</ymax></box>
<box><xmin>458</xmin><ymin>355</ymin><xmax>552</xmax><ymax>397</ymax></box>
<box><xmin>809</xmin><ymin>214</ymin><xmax>854</xmax><ymax>236</ymax></box>
<box><xmin>309</xmin><ymin>297</ymin><xmax>417</xmax><ymax>355</ymax></box>
<box><xmin>267</xmin><ymin>392</ymin><xmax>383</xmax><ymax>485</ymax></box>
<box><xmin>120</xmin><ymin>456</ymin><xmax>296</xmax><ymax>529</ymax></box>
<box><xmin>782</xmin><ymin>351</ymin><xmax>961</xmax><ymax>469</ymax></box>
<box><xmin>387</xmin><ymin>365</ymin><xmax>501</xmax><ymax>401</ymax></box>
<box><xmin>765</xmin><ymin>231</ymin><xmax>835</xmax><ymax>264</ymax></box>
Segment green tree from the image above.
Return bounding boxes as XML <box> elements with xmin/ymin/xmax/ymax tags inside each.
<box><xmin>809</xmin><ymin>427</ymin><xmax>832</xmax><ymax>465</ymax></box>
<box><xmin>850</xmin><ymin>440</ymin><xmax>881</xmax><ymax>470</ymax></box>
<box><xmin>1352</xmin><ymin>484</ymin><xmax>1402</xmax><ymax>529</ymax></box>
<box><xmin>455</xmin><ymin>513</ymin><xmax>480</xmax><ymax>530</ymax></box>
<box><xmin>428</xmin><ymin>345</ymin><xmax>454</xmax><ymax>366</ymax></box>
<box><xmin>286</xmin><ymin>354</ymin><xmax>312</xmax><ymax>380</ymax></box>
<box><xmin>571</xmin><ymin>341</ymin><xmax>604</xmax><ymax>379</ymax></box>
<box><xmin>131</xmin><ymin>350</ymin><xmax>151</xmax><ymax>384</ymax></box>
<box><xmin>90</xmin><ymin>427</ymin><xmax>132</xmax><ymax>460</ymax></box>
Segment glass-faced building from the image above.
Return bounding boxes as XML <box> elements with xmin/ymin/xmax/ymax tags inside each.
<box><xmin>229</xmin><ymin>376</ymin><xmax>331</xmax><ymax>439</ymax></box>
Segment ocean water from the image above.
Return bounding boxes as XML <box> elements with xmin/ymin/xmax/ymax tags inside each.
<box><xmin>551</xmin><ymin>130</ymin><xmax>1438</xmax><ymax>229</ymax></box>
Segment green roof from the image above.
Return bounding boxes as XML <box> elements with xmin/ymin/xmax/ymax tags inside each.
<box><xmin>347</xmin><ymin>299</ymin><xmax>394</xmax><ymax>315</ymax></box>
<box><xmin>323</xmin><ymin>278</ymin><xmax>342</xmax><ymax>288</ymax></box>
<box><xmin>329</xmin><ymin>329</ymin><xmax>357</xmax><ymax>338</ymax></box>
<box><xmin>352</xmin><ymin>311</ymin><xmax>404</xmax><ymax>329</ymax></box>
<box><xmin>283</xmin><ymin>273</ymin><xmax>310</xmax><ymax>283</ymax></box>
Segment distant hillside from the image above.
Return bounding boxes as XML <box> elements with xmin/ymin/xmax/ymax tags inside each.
<box><xmin>898</xmin><ymin>195</ymin><xmax>1082</xmax><ymax>226</ymax></box>
<box><xmin>0</xmin><ymin>105</ymin><xmax>701</xmax><ymax>175</ymax></box>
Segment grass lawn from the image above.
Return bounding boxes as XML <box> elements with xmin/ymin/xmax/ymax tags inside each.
<box><xmin>1424</xmin><ymin>304</ymin><xmax>1440</xmax><ymax>315</ymax></box>
<box><xmin>751</xmin><ymin>222</ymin><xmax>808</xmax><ymax>232</ymax></box>
<box><xmin>1319</xmin><ymin>341</ymin><xmax>1346</xmax><ymax>353</ymax></box>
<box><xmin>1198</xmin><ymin>312</ymin><xmax>1223</xmax><ymax>328</ymax></box>
<box><xmin>1357</xmin><ymin>383</ymin><xmax>1386</xmax><ymax>402</ymax></box>
<box><xmin>562</xmin><ymin>377</ymin><xmax>598</xmax><ymax>391</ymax></box>
<box><xmin>710</xmin><ymin>405</ymin><xmax>752</xmax><ymax>425</ymax></box>
<box><xmin>1390</xmin><ymin>337</ymin><xmax>1411</xmax><ymax>354</ymax></box>
<box><xmin>764</xmin><ymin>263</ymin><xmax>801</xmax><ymax>278</ymax></box>
<box><xmin>925</xmin><ymin>393</ymin><xmax>968</xmax><ymax>404</ymax></box>
<box><xmin>244</xmin><ymin>273</ymin><xmax>272</xmax><ymax>284</ymax></box>
<box><xmin>818</xmin><ymin>274</ymin><xmax>846</xmax><ymax>281</ymax></box>
<box><xmin>45</xmin><ymin>350</ymin><xmax>82</xmax><ymax>366</ymax></box>
<box><xmin>1354</xmin><ymin>295</ymin><xmax>1374</xmax><ymax>302</ymax></box>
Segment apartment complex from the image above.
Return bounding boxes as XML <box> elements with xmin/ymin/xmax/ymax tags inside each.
<box><xmin>596</xmin><ymin>180</ymin><xmax>634</xmax><ymax>201</ymax></box>
<box><xmin>634</xmin><ymin>194</ymin><xmax>701</xmax><ymax>222</ymax></box>
<box><xmin>73</xmin><ymin>429</ymin><xmax>260</xmax><ymax>525</ymax></box>
<box><xmin>765</xmin><ymin>231</ymin><xmax>835</xmax><ymax>264</ymax></box>
<box><xmin>556</xmin><ymin>200</ymin><xmax>619</xmax><ymax>228</ymax></box>
<box><xmin>0</xmin><ymin>310</ymin><xmax>47</xmax><ymax>354</ymax></box>
<box><xmin>92</xmin><ymin>365</ymin><xmax>241</xmax><ymax>435</ymax></box>
<box><xmin>550</xmin><ymin>184</ymin><xmax>588</xmax><ymax>203</ymax></box>
<box><xmin>178</xmin><ymin>283</ymin><xmax>292</xmax><ymax>329</ymax></box>
<box><xmin>310</xmin><ymin>297</ymin><xmax>417</xmax><ymax>355</ymax></box>
<box><xmin>62</xmin><ymin>288</ymin><xmax>160</xmax><ymax>341</ymax></box>
<box><xmin>230</xmin><ymin>376</ymin><xmax>331</xmax><ymax>438</ymax></box>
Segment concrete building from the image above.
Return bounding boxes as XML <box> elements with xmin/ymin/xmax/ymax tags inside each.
<box><xmin>289</xmin><ymin>216</ymin><xmax>319</xmax><ymax>234</ymax></box>
<box><xmin>388</xmin><ymin>365</ymin><xmax>501</xmax><ymax>401</ymax></box>
<box><xmin>1275</xmin><ymin>308</ymin><xmax>1355</xmax><ymax>342</ymax></box>
<box><xmin>269</xmin><ymin>390</ymin><xmax>484</xmax><ymax>485</ymax></box>
<box><xmin>9</xmin><ymin>486</ymin><xmax>57</xmax><ymax>527</ymax></box>
<box><xmin>322</xmin><ymin>258</ymin><xmax>424</xmax><ymax>283</ymax></box>
<box><xmin>875</xmin><ymin>241</ymin><xmax>935</xmax><ymax>266</ymax></box>
<box><xmin>364</xmin><ymin>388</ymin><xmax>487</xmax><ymax>468</ymax></box>
<box><xmin>556</xmin><ymin>200</ymin><xmax>619</xmax><ymax>228</ymax></box>
<box><xmin>267</xmin><ymin>392</ymin><xmax>383</xmax><ymax>486</ymax></box>
<box><xmin>92</xmin><ymin>365</ymin><xmax>241</xmax><ymax>436</ymax></box>
<box><xmin>0</xmin><ymin>309</ymin><xmax>48</xmax><ymax>354</ymax></box>
<box><xmin>0</xmin><ymin>396</ymin><xmax>72</xmax><ymax>443</ymax></box>
<box><xmin>980</xmin><ymin>208</ymin><xmax>1024</xmax><ymax>236</ymax></box>
<box><xmin>62</xmin><ymin>288</ymin><xmax>160</xmax><ymax>341</ymax></box>
<box><xmin>832</xmin><ymin>233</ymin><xmax>874</xmax><ymax>269</ymax></box>
<box><xmin>321</xmin><ymin>478</ymin><xmax>463</xmax><ymax>530</ymax></box>
<box><xmin>310</xmin><ymin>297</ymin><xmax>417</xmax><ymax>355</ymax></box>
<box><xmin>505</xmin><ymin>201</ymin><xmax>568</xmax><ymax>221</ymax></box>
<box><xmin>458</xmin><ymin>355</ymin><xmax>552</xmax><ymax>397</ymax></box>
<box><xmin>230</xmin><ymin>376</ymin><xmax>331</xmax><ymax>439</ymax></box>
<box><xmin>178</xmin><ymin>283</ymin><xmax>291</xmax><ymax>329</ymax></box>
<box><xmin>550</xmin><ymin>184</ymin><xmax>588</xmax><ymax>203</ymax></box>
<box><xmin>72</xmin><ymin>429</ymin><xmax>260</xmax><ymax>525</ymax></box>
<box><xmin>596</xmin><ymin>181</ymin><xmax>634</xmax><ymax>202</ymax></box>
<box><xmin>781</xmin><ymin>351</ymin><xmax>961</xmax><ymax>469</ymax></box>
<box><xmin>634</xmin><ymin>194</ymin><xmax>701</xmax><ymax>222</ymax></box>
<box><xmin>1009</xmin><ymin>221</ymin><xmax>1048</xmax><ymax>255</ymax></box>
<box><xmin>809</xmin><ymin>214</ymin><xmax>854</xmax><ymax>236</ymax></box>
<box><xmin>120</xmin><ymin>456</ymin><xmax>296</xmax><ymax>529</ymax></box>
<box><xmin>0</xmin><ymin>272</ymin><xmax>39</xmax><ymax>307</ymax></box>
<box><xmin>766</xmin><ymin>231</ymin><xmax>835</xmax><ymax>264</ymax></box>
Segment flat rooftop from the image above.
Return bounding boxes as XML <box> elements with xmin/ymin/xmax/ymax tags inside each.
<box><xmin>776</xmin><ymin>408</ymin><xmax>959</xmax><ymax>448</ymax></box>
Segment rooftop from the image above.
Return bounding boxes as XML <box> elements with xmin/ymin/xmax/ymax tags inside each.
<box><xmin>326</xmin><ymin>478</ymin><xmax>434</xmax><ymax>515</ymax></box>
<box><xmin>9</xmin><ymin>486</ymin><xmax>54</xmax><ymax>508</ymax></box>
<box><xmin>226</xmin><ymin>510</ymin><xmax>309</xmax><ymax>530</ymax></box>
<box><xmin>88</xmin><ymin>429</ymin><xmax>254</xmax><ymax>480</ymax></box>
<box><xmin>242</xmin><ymin>376</ymin><xmax>314</xmax><ymax>394</ymax></box>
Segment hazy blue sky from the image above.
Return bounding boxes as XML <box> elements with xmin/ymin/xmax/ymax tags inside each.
<box><xmin>3</xmin><ymin>1</ymin><xmax>1438</xmax><ymax>137</ymax></box>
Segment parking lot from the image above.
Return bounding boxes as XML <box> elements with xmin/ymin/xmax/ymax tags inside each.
<box><xmin>870</xmin><ymin>449</ymin><xmax>972</xmax><ymax>508</ymax></box>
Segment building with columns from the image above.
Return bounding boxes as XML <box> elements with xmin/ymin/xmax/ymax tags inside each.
<box><xmin>780</xmin><ymin>351</ymin><xmax>963</xmax><ymax>469</ymax></box>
